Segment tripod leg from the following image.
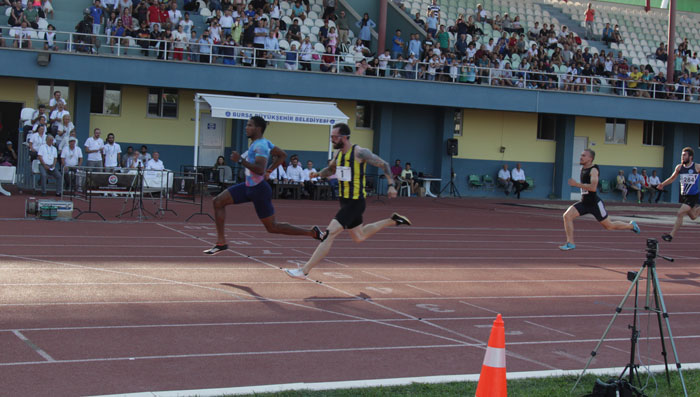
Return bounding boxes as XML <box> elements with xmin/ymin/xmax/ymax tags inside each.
<box><xmin>650</xmin><ymin>267</ymin><xmax>689</xmax><ymax>396</ymax></box>
<box><xmin>573</xmin><ymin>266</ymin><xmax>646</xmax><ymax>392</ymax></box>
<box><xmin>652</xmin><ymin>283</ymin><xmax>671</xmax><ymax>385</ymax></box>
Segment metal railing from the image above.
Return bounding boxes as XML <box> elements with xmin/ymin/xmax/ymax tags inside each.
<box><xmin>3</xmin><ymin>27</ymin><xmax>698</xmax><ymax>102</ymax></box>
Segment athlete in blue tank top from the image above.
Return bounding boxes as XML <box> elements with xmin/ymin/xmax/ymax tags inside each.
<box><xmin>657</xmin><ymin>147</ymin><xmax>700</xmax><ymax>242</ymax></box>
<box><xmin>559</xmin><ymin>148</ymin><xmax>639</xmax><ymax>251</ymax></box>
<box><xmin>204</xmin><ymin>116</ymin><xmax>326</xmax><ymax>255</ymax></box>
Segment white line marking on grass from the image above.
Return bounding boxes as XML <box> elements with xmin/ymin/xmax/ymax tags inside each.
<box><xmin>524</xmin><ymin>320</ymin><xmax>576</xmax><ymax>337</ymax></box>
<box><xmin>85</xmin><ymin>363</ymin><xmax>700</xmax><ymax>397</ymax></box>
<box><xmin>12</xmin><ymin>330</ymin><xmax>55</xmax><ymax>362</ymax></box>
<box><xmin>406</xmin><ymin>284</ymin><xmax>441</xmax><ymax>296</ymax></box>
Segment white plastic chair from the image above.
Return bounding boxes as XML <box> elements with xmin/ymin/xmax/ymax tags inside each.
<box><xmin>313</xmin><ymin>42</ymin><xmax>325</xmax><ymax>52</ymax></box>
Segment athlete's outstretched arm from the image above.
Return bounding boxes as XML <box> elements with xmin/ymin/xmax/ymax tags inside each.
<box><xmin>312</xmin><ymin>154</ymin><xmax>337</xmax><ymax>179</ymax></box>
<box><xmin>355</xmin><ymin>147</ymin><xmax>395</xmax><ymax>185</ymax></box>
<box><xmin>658</xmin><ymin>164</ymin><xmax>681</xmax><ymax>189</ymax></box>
<box><xmin>568</xmin><ymin>168</ymin><xmax>599</xmax><ymax>192</ymax></box>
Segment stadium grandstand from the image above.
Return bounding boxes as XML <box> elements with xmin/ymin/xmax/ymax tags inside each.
<box><xmin>1</xmin><ymin>0</ymin><xmax>699</xmax><ymax>202</ymax></box>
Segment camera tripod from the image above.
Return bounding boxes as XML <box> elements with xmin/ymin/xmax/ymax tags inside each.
<box><xmin>573</xmin><ymin>239</ymin><xmax>688</xmax><ymax>397</ymax></box>
<box><xmin>118</xmin><ymin>166</ymin><xmax>157</xmax><ymax>221</ymax></box>
<box><xmin>439</xmin><ymin>155</ymin><xmax>460</xmax><ymax>198</ymax></box>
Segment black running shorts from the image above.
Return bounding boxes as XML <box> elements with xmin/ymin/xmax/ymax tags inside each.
<box><xmin>573</xmin><ymin>197</ymin><xmax>609</xmax><ymax>222</ymax></box>
<box><xmin>335</xmin><ymin>198</ymin><xmax>366</xmax><ymax>229</ymax></box>
<box><xmin>680</xmin><ymin>194</ymin><xmax>699</xmax><ymax>208</ymax></box>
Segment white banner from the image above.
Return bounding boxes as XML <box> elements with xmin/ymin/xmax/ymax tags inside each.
<box><xmin>211</xmin><ymin>109</ymin><xmax>341</xmax><ymax>125</ymax></box>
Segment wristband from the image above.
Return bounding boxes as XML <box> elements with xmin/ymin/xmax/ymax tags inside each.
<box><xmin>237</xmin><ymin>158</ymin><xmax>243</xmax><ymax>164</ymax></box>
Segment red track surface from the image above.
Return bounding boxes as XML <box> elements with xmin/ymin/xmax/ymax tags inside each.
<box><xmin>1</xmin><ymin>191</ymin><xmax>699</xmax><ymax>396</ymax></box>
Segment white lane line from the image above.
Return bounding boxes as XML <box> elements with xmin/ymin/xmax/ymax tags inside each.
<box><xmin>263</xmin><ymin>240</ymin><xmax>283</xmax><ymax>247</ymax></box>
<box><xmin>84</xmin><ymin>362</ymin><xmax>700</xmax><ymax>397</ymax></box>
<box><xmin>16</xmin><ymin>254</ymin><xmax>692</xmax><ymax>260</ymax></box>
<box><xmin>4</xmin><ymin>265</ymin><xmax>700</xmax><ymax>271</ymax></box>
<box><xmin>524</xmin><ymin>320</ymin><xmax>576</xmax><ymax>337</ymax></box>
<box><xmin>459</xmin><ymin>301</ymin><xmax>501</xmax><ymax>314</ymax></box>
<box><xmin>605</xmin><ymin>345</ymin><xmax>663</xmax><ymax>364</ymax></box>
<box><xmin>12</xmin><ymin>330</ymin><xmax>56</xmax><ymax>362</ymax></box>
<box><xmin>361</xmin><ymin>270</ymin><xmax>392</xmax><ymax>280</ymax></box>
<box><xmin>323</xmin><ymin>259</ymin><xmax>350</xmax><ymax>268</ymax></box>
<box><xmin>406</xmin><ymin>284</ymin><xmax>441</xmax><ymax>296</ymax></box>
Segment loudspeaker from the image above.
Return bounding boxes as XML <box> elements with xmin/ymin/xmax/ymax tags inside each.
<box><xmin>37</xmin><ymin>53</ymin><xmax>51</xmax><ymax>66</ymax></box>
<box><xmin>446</xmin><ymin>138</ymin><xmax>458</xmax><ymax>156</ymax></box>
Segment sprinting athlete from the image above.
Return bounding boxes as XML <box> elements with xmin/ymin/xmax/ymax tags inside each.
<box><xmin>283</xmin><ymin>122</ymin><xmax>411</xmax><ymax>279</ymax></box>
<box><xmin>204</xmin><ymin>116</ymin><xmax>325</xmax><ymax>255</ymax></box>
<box><xmin>559</xmin><ymin>148</ymin><xmax>639</xmax><ymax>251</ymax></box>
<box><xmin>656</xmin><ymin>147</ymin><xmax>700</xmax><ymax>242</ymax></box>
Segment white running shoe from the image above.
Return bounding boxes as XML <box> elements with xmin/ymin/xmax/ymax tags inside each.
<box><xmin>284</xmin><ymin>267</ymin><xmax>307</xmax><ymax>280</ymax></box>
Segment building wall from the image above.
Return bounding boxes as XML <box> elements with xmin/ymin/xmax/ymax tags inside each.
<box><xmin>0</xmin><ymin>77</ymin><xmax>38</xmax><ymax>108</ymax></box>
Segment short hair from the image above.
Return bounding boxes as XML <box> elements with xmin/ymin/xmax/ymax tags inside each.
<box><xmin>683</xmin><ymin>147</ymin><xmax>694</xmax><ymax>159</ymax></box>
<box><xmin>107</xmin><ymin>133</ymin><xmax>115</xmax><ymax>139</ymax></box>
<box><xmin>141</xmin><ymin>144</ymin><xmax>148</xmax><ymax>150</ymax></box>
<box><xmin>406</xmin><ymin>162</ymin><xmax>412</xmax><ymax>166</ymax></box>
<box><xmin>333</xmin><ymin>123</ymin><xmax>351</xmax><ymax>136</ymax></box>
<box><xmin>290</xmin><ymin>154</ymin><xmax>298</xmax><ymax>161</ymax></box>
<box><xmin>584</xmin><ymin>148</ymin><xmax>596</xmax><ymax>159</ymax></box>
<box><xmin>250</xmin><ymin>116</ymin><xmax>267</xmax><ymax>133</ymax></box>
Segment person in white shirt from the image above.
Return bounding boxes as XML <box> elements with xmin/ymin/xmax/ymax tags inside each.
<box><xmin>168</xmin><ymin>2</ymin><xmax>182</xmax><ymax>27</ymax></box>
<box><xmin>497</xmin><ymin>164</ymin><xmax>513</xmax><ymax>195</ymax></box>
<box><xmin>49</xmin><ymin>102</ymin><xmax>70</xmax><ymax>134</ymax></box>
<box><xmin>55</xmin><ymin>114</ymin><xmax>74</xmax><ymax>151</ymax></box>
<box><xmin>302</xmin><ymin>160</ymin><xmax>318</xmax><ymax>182</ymax></box>
<box><xmin>38</xmin><ymin>135</ymin><xmax>62</xmax><ymax>196</ymax></box>
<box><xmin>127</xmin><ymin>150</ymin><xmax>143</xmax><ymax>169</ymax></box>
<box><xmin>102</xmin><ymin>133</ymin><xmax>122</xmax><ymax>171</ymax></box>
<box><xmin>84</xmin><ymin>128</ymin><xmax>105</xmax><ymax>170</ymax></box>
<box><xmin>59</xmin><ymin>130</ymin><xmax>78</xmax><ymax>154</ymax></box>
<box><xmin>31</xmin><ymin>104</ymin><xmax>49</xmax><ymax>126</ymax></box>
<box><xmin>268</xmin><ymin>164</ymin><xmax>287</xmax><ymax>183</ymax></box>
<box><xmin>179</xmin><ymin>12</ymin><xmax>194</xmax><ymax>35</ymax></box>
<box><xmin>285</xmin><ymin>155</ymin><xmax>305</xmax><ymax>183</ymax></box>
<box><xmin>172</xmin><ymin>25</ymin><xmax>188</xmax><ymax>61</ymax></box>
<box><xmin>145</xmin><ymin>151</ymin><xmax>164</xmax><ymax>170</ymax></box>
<box><xmin>511</xmin><ymin>162</ymin><xmax>529</xmax><ymax>199</ymax></box>
<box><xmin>219</xmin><ymin>9</ymin><xmax>234</xmax><ymax>36</ymax></box>
<box><xmin>49</xmin><ymin>91</ymin><xmax>66</xmax><ymax>112</ymax></box>
<box><xmin>647</xmin><ymin>169</ymin><xmax>663</xmax><ymax>203</ymax></box>
<box><xmin>60</xmin><ymin>136</ymin><xmax>83</xmax><ymax>191</ymax></box>
<box><xmin>28</xmin><ymin>124</ymin><xmax>48</xmax><ymax>158</ymax></box>
<box><xmin>139</xmin><ymin>145</ymin><xmax>152</xmax><ymax>163</ymax></box>
<box><xmin>377</xmin><ymin>49</ymin><xmax>391</xmax><ymax>77</ymax></box>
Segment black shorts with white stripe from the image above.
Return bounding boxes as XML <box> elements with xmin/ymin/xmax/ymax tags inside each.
<box><xmin>574</xmin><ymin>197</ymin><xmax>608</xmax><ymax>222</ymax></box>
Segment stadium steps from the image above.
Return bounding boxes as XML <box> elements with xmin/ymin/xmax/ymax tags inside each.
<box><xmin>537</xmin><ymin>2</ymin><xmax>609</xmax><ymax>55</ymax></box>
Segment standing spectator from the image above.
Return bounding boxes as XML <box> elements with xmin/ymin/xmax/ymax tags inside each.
<box><xmin>299</xmin><ymin>36</ymin><xmax>313</xmax><ymax>71</ymax></box>
<box><xmin>179</xmin><ymin>12</ymin><xmax>194</xmax><ymax>36</ymax></box>
<box><xmin>102</xmin><ymin>133</ymin><xmax>122</xmax><ymax>171</ymax></box>
<box><xmin>90</xmin><ymin>0</ymin><xmax>104</xmax><ymax>46</ymax></box>
<box><xmin>408</xmin><ymin>33</ymin><xmax>421</xmax><ymax>58</ymax></box>
<box><xmin>327</xmin><ymin>27</ymin><xmax>338</xmax><ymax>53</ymax></box>
<box><xmin>38</xmin><ymin>135</ymin><xmax>62</xmax><ymax>196</ymax></box>
<box><xmin>391</xmin><ymin>29</ymin><xmax>404</xmax><ymax>60</ymax></box>
<box><xmin>413</xmin><ymin>12</ymin><xmax>425</xmax><ymax>30</ymax></box>
<box><xmin>264</xmin><ymin>31</ymin><xmax>281</xmax><ymax>67</ymax></box>
<box><xmin>172</xmin><ymin>25</ymin><xmax>188</xmax><ymax>61</ymax></box>
<box><xmin>84</xmin><ymin>128</ymin><xmax>104</xmax><ymax>170</ymax></box>
<box><xmin>356</xmin><ymin>13</ymin><xmax>376</xmax><ymax>49</ymax></box>
<box><xmin>377</xmin><ymin>49</ymin><xmax>391</xmax><ymax>77</ymax></box>
<box><xmin>147</xmin><ymin>0</ymin><xmax>161</xmax><ymax>30</ymax></box>
<box><xmin>602</xmin><ymin>23</ymin><xmax>613</xmax><ymax>44</ymax></box>
<box><xmin>497</xmin><ymin>164</ymin><xmax>513</xmax><ymax>195</ymax></box>
<box><xmin>198</xmin><ymin>30</ymin><xmax>213</xmax><ymax>63</ymax></box>
<box><xmin>283</xmin><ymin>43</ymin><xmax>298</xmax><ymax>70</ymax></box>
<box><xmin>511</xmin><ymin>162</ymin><xmax>529</xmax><ymax>199</ymax></box>
<box><xmin>60</xmin><ymin>137</ymin><xmax>83</xmax><ymax>189</ymax></box>
<box><xmin>425</xmin><ymin>10</ymin><xmax>438</xmax><ymax>38</ymax></box>
<box><xmin>615</xmin><ymin>169</ymin><xmax>628</xmax><ymax>202</ymax></box>
<box><xmin>627</xmin><ymin>167</ymin><xmax>643</xmax><ymax>203</ymax></box>
<box><xmin>322</xmin><ymin>0</ymin><xmax>335</xmax><ymax>20</ymax></box>
<box><xmin>253</xmin><ymin>19</ymin><xmax>268</xmax><ymax>67</ymax></box>
<box><xmin>335</xmin><ymin>10</ymin><xmax>349</xmax><ymax>47</ymax></box>
<box><xmin>436</xmin><ymin>25</ymin><xmax>449</xmax><ymax>54</ymax></box>
<box><xmin>583</xmin><ymin>3</ymin><xmax>595</xmax><ymax>40</ymax></box>
<box><xmin>49</xmin><ymin>91</ymin><xmax>66</xmax><ymax>112</ymax></box>
<box><xmin>168</xmin><ymin>2</ymin><xmax>182</xmax><ymax>29</ymax></box>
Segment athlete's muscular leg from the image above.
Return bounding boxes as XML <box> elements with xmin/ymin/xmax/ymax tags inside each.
<box><xmin>260</xmin><ymin>215</ymin><xmax>314</xmax><ymax>237</ymax></box>
<box><xmin>669</xmin><ymin>204</ymin><xmax>693</xmax><ymax>238</ymax></box>
<box><xmin>562</xmin><ymin>206</ymin><xmax>580</xmax><ymax>244</ymax></box>
<box><xmin>600</xmin><ymin>218</ymin><xmax>634</xmax><ymax>231</ymax></box>
<box><xmin>347</xmin><ymin>218</ymin><xmax>395</xmax><ymax>243</ymax></box>
<box><xmin>301</xmin><ymin>219</ymin><xmax>344</xmax><ymax>274</ymax></box>
<box><xmin>213</xmin><ymin>190</ymin><xmax>234</xmax><ymax>245</ymax></box>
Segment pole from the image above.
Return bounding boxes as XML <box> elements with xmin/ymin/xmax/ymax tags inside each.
<box><xmin>328</xmin><ymin>124</ymin><xmax>333</xmax><ymax>161</ymax></box>
<box><xmin>194</xmin><ymin>97</ymin><xmax>200</xmax><ymax>167</ymax></box>
<box><xmin>378</xmin><ymin>0</ymin><xmax>388</xmax><ymax>55</ymax></box>
<box><xmin>666</xmin><ymin>0</ymin><xmax>676</xmax><ymax>83</ymax></box>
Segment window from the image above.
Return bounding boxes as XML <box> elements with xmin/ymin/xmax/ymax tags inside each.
<box><xmin>643</xmin><ymin>121</ymin><xmax>664</xmax><ymax>146</ymax></box>
<box><xmin>453</xmin><ymin>109</ymin><xmax>463</xmax><ymax>136</ymax></box>
<box><xmin>90</xmin><ymin>85</ymin><xmax>121</xmax><ymax>115</ymax></box>
<box><xmin>37</xmin><ymin>80</ymin><xmax>70</xmax><ymax>108</ymax></box>
<box><xmin>147</xmin><ymin>88</ymin><xmax>178</xmax><ymax>118</ymax></box>
<box><xmin>355</xmin><ymin>102</ymin><xmax>372</xmax><ymax>129</ymax></box>
<box><xmin>537</xmin><ymin>114</ymin><xmax>556</xmax><ymax>141</ymax></box>
<box><xmin>605</xmin><ymin>118</ymin><xmax>627</xmax><ymax>144</ymax></box>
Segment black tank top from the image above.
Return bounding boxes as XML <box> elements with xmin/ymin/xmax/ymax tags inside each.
<box><xmin>580</xmin><ymin>165</ymin><xmax>599</xmax><ymax>203</ymax></box>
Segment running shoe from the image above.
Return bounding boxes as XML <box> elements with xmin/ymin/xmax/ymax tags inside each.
<box><xmin>284</xmin><ymin>267</ymin><xmax>307</xmax><ymax>280</ymax></box>
<box><xmin>391</xmin><ymin>213</ymin><xmax>412</xmax><ymax>226</ymax></box>
<box><xmin>312</xmin><ymin>226</ymin><xmax>328</xmax><ymax>242</ymax></box>
<box><xmin>203</xmin><ymin>244</ymin><xmax>228</xmax><ymax>255</ymax></box>
<box><xmin>558</xmin><ymin>242</ymin><xmax>576</xmax><ymax>251</ymax></box>
<box><xmin>630</xmin><ymin>221</ymin><xmax>640</xmax><ymax>234</ymax></box>
<box><xmin>661</xmin><ymin>233</ymin><xmax>673</xmax><ymax>242</ymax></box>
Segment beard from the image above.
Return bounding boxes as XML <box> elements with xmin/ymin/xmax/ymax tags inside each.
<box><xmin>682</xmin><ymin>159</ymin><xmax>690</xmax><ymax>165</ymax></box>
<box><xmin>333</xmin><ymin>140</ymin><xmax>344</xmax><ymax>149</ymax></box>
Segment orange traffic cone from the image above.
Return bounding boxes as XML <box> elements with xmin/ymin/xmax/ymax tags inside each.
<box><xmin>475</xmin><ymin>313</ymin><xmax>507</xmax><ymax>397</ymax></box>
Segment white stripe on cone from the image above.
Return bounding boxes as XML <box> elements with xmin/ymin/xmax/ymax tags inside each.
<box><xmin>482</xmin><ymin>347</ymin><xmax>506</xmax><ymax>368</ymax></box>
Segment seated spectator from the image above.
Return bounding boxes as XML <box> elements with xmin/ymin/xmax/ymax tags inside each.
<box><xmin>656</xmin><ymin>42</ymin><xmax>668</xmax><ymax>62</ymax></box>
<box><xmin>627</xmin><ymin>167</ymin><xmax>643</xmax><ymax>203</ymax></box>
<box><xmin>283</xmin><ymin>43</ymin><xmax>298</xmax><ymax>70</ymax></box>
<box><xmin>615</xmin><ymin>170</ymin><xmax>628</xmax><ymax>202</ymax></box>
<box><xmin>391</xmin><ymin>159</ymin><xmax>402</xmax><ymax>179</ymax></box>
<box><xmin>612</xmin><ymin>25</ymin><xmax>623</xmax><ymax>44</ymax></box>
<box><xmin>511</xmin><ymin>162</ymin><xmax>528</xmax><ymax>199</ymax></box>
<box><xmin>127</xmin><ymin>150</ymin><xmax>143</xmax><ymax>168</ymax></box>
<box><xmin>291</xmin><ymin>0</ymin><xmax>306</xmax><ymax>21</ymax></box>
<box><xmin>8</xmin><ymin>2</ymin><xmax>24</xmax><ymax>27</ymax></box>
<box><xmin>602</xmin><ymin>23</ymin><xmax>613</xmax><ymax>44</ymax></box>
<box><xmin>58</xmin><ymin>130</ymin><xmax>78</xmax><ymax>154</ymax></box>
<box><xmin>413</xmin><ymin>12</ymin><xmax>425</xmax><ymax>30</ymax></box>
<box><xmin>24</xmin><ymin>1</ymin><xmax>40</xmax><ymax>29</ymax></box>
<box><xmin>497</xmin><ymin>164</ymin><xmax>513</xmax><ymax>195</ymax></box>
<box><xmin>268</xmin><ymin>164</ymin><xmax>288</xmax><ymax>183</ymax></box>
<box><xmin>400</xmin><ymin>162</ymin><xmax>419</xmax><ymax>195</ymax></box>
<box><xmin>121</xmin><ymin>146</ymin><xmax>134</xmax><ymax>168</ymax></box>
<box><xmin>37</xmin><ymin>135</ymin><xmax>62</xmax><ymax>196</ymax></box>
<box><xmin>139</xmin><ymin>145</ymin><xmax>151</xmax><ymax>163</ymax></box>
<box><xmin>145</xmin><ymin>151</ymin><xmax>164</xmax><ymax>170</ymax></box>
<box><xmin>528</xmin><ymin>22</ymin><xmax>540</xmax><ymax>41</ymax></box>
<box><xmin>28</xmin><ymin>124</ymin><xmax>48</xmax><ymax>160</ymax></box>
<box><xmin>648</xmin><ymin>170</ymin><xmax>664</xmax><ymax>203</ymax></box>
<box><xmin>13</xmin><ymin>21</ymin><xmax>33</xmax><ymax>49</ymax></box>
<box><xmin>286</xmin><ymin>18</ymin><xmax>301</xmax><ymax>42</ymax></box>
<box><xmin>1</xmin><ymin>141</ymin><xmax>17</xmax><ymax>167</ymax></box>
<box><xmin>60</xmin><ymin>137</ymin><xmax>83</xmax><ymax>180</ymax></box>
<box><xmin>320</xmin><ymin>45</ymin><xmax>337</xmax><ymax>73</ymax></box>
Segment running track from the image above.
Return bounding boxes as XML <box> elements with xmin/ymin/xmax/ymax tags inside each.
<box><xmin>1</xmin><ymin>197</ymin><xmax>699</xmax><ymax>396</ymax></box>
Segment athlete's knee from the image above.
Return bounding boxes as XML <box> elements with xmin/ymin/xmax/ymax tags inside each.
<box><xmin>263</xmin><ymin>221</ymin><xmax>284</xmax><ymax>233</ymax></box>
<box><xmin>213</xmin><ymin>194</ymin><xmax>228</xmax><ymax>208</ymax></box>
<box><xmin>350</xmin><ymin>231</ymin><xmax>366</xmax><ymax>243</ymax></box>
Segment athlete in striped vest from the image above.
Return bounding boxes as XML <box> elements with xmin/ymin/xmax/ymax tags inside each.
<box><xmin>284</xmin><ymin>123</ymin><xmax>411</xmax><ymax>279</ymax></box>
<box><xmin>559</xmin><ymin>148</ymin><xmax>640</xmax><ymax>251</ymax></box>
<box><xmin>657</xmin><ymin>147</ymin><xmax>700</xmax><ymax>242</ymax></box>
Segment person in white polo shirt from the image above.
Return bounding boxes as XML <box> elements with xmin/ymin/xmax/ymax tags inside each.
<box><xmin>102</xmin><ymin>133</ymin><xmax>122</xmax><ymax>172</ymax></box>
<box><xmin>28</xmin><ymin>124</ymin><xmax>48</xmax><ymax>160</ymax></box>
<box><xmin>84</xmin><ymin>128</ymin><xmax>104</xmax><ymax>170</ymax></box>
<box><xmin>61</xmin><ymin>136</ymin><xmax>83</xmax><ymax>192</ymax></box>
<box><xmin>145</xmin><ymin>151</ymin><xmax>164</xmax><ymax>170</ymax></box>
<box><xmin>511</xmin><ymin>162</ymin><xmax>529</xmax><ymax>199</ymax></box>
<box><xmin>285</xmin><ymin>155</ymin><xmax>304</xmax><ymax>183</ymax></box>
<box><xmin>49</xmin><ymin>102</ymin><xmax>70</xmax><ymax>135</ymax></box>
<box><xmin>38</xmin><ymin>135</ymin><xmax>62</xmax><ymax>196</ymax></box>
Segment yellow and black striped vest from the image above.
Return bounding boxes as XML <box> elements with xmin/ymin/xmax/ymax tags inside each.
<box><xmin>337</xmin><ymin>145</ymin><xmax>366</xmax><ymax>200</ymax></box>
